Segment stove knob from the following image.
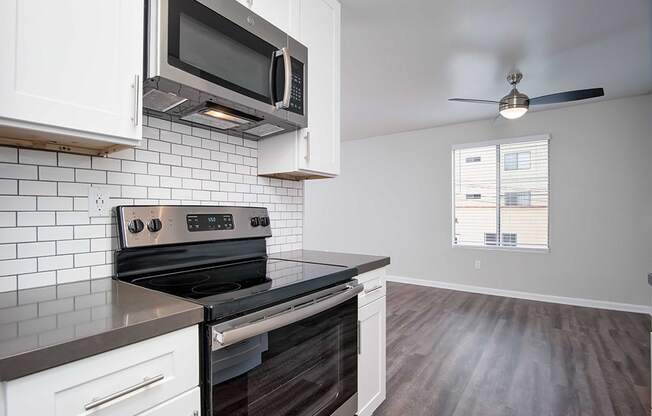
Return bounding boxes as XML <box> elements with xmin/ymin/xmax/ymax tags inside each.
<box><xmin>260</xmin><ymin>216</ymin><xmax>270</xmax><ymax>227</ymax></box>
<box><xmin>147</xmin><ymin>218</ymin><xmax>162</xmax><ymax>232</ymax></box>
<box><xmin>250</xmin><ymin>217</ymin><xmax>260</xmax><ymax>227</ymax></box>
<box><xmin>127</xmin><ymin>219</ymin><xmax>144</xmax><ymax>233</ymax></box>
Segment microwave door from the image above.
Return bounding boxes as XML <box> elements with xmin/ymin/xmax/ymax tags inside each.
<box><xmin>160</xmin><ymin>0</ymin><xmax>290</xmax><ymax>118</ymax></box>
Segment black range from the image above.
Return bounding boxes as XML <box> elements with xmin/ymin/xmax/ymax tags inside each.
<box><xmin>114</xmin><ymin>205</ymin><xmax>361</xmax><ymax>416</ymax></box>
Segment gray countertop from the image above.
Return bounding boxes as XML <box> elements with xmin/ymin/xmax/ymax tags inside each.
<box><xmin>272</xmin><ymin>249</ymin><xmax>390</xmax><ymax>275</ymax></box>
<box><xmin>0</xmin><ymin>249</ymin><xmax>388</xmax><ymax>381</ymax></box>
<box><xmin>0</xmin><ymin>279</ymin><xmax>203</xmax><ymax>381</ymax></box>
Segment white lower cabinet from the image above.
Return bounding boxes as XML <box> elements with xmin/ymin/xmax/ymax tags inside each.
<box><xmin>357</xmin><ymin>268</ymin><xmax>387</xmax><ymax>416</ymax></box>
<box><xmin>135</xmin><ymin>387</ymin><xmax>200</xmax><ymax>416</ymax></box>
<box><xmin>1</xmin><ymin>325</ymin><xmax>200</xmax><ymax>416</ymax></box>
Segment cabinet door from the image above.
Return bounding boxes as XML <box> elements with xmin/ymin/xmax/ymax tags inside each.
<box><xmin>135</xmin><ymin>387</ymin><xmax>201</xmax><ymax>416</ymax></box>
<box><xmin>249</xmin><ymin>0</ymin><xmax>295</xmax><ymax>34</ymax></box>
<box><xmin>357</xmin><ymin>296</ymin><xmax>386</xmax><ymax>416</ymax></box>
<box><xmin>0</xmin><ymin>0</ymin><xmax>143</xmax><ymax>145</ymax></box>
<box><xmin>5</xmin><ymin>326</ymin><xmax>198</xmax><ymax>416</ymax></box>
<box><xmin>297</xmin><ymin>0</ymin><xmax>341</xmax><ymax>175</ymax></box>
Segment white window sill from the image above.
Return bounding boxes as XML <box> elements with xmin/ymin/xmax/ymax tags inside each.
<box><xmin>452</xmin><ymin>244</ymin><xmax>550</xmax><ymax>254</ymax></box>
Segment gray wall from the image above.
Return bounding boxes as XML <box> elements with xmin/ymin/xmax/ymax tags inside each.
<box><xmin>304</xmin><ymin>94</ymin><xmax>652</xmax><ymax>306</ymax></box>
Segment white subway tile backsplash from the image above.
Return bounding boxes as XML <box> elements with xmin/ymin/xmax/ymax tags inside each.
<box><xmin>18</xmin><ymin>180</ymin><xmax>56</xmax><ymax>196</ymax></box>
<box><xmin>0</xmin><ymin>276</ymin><xmax>17</xmax><ymax>292</ymax></box>
<box><xmin>0</xmin><ymin>116</ymin><xmax>303</xmax><ymax>292</ymax></box>
<box><xmin>0</xmin><ymin>196</ymin><xmax>36</xmax><ymax>211</ymax></box>
<box><xmin>121</xmin><ymin>160</ymin><xmax>148</xmax><ymax>174</ymax></box>
<box><xmin>18</xmin><ymin>271</ymin><xmax>56</xmax><ymax>289</ymax></box>
<box><xmin>160</xmin><ymin>153</ymin><xmax>181</xmax><ymax>166</ymax></box>
<box><xmin>19</xmin><ymin>149</ymin><xmax>57</xmax><ymax>166</ymax></box>
<box><xmin>58</xmin><ymin>153</ymin><xmax>91</xmax><ymax>169</ymax></box>
<box><xmin>39</xmin><ymin>166</ymin><xmax>74</xmax><ymax>182</ymax></box>
<box><xmin>0</xmin><ymin>147</ymin><xmax>18</xmax><ymax>163</ymax></box>
<box><xmin>17</xmin><ymin>212</ymin><xmax>55</xmax><ymax>227</ymax></box>
<box><xmin>0</xmin><ymin>163</ymin><xmax>38</xmax><ymax>180</ymax></box>
<box><xmin>0</xmin><ymin>179</ymin><xmax>17</xmax><ymax>195</ymax></box>
<box><xmin>74</xmin><ymin>252</ymin><xmax>105</xmax><ymax>267</ymax></box>
<box><xmin>57</xmin><ymin>267</ymin><xmax>90</xmax><ymax>284</ymax></box>
<box><xmin>135</xmin><ymin>150</ymin><xmax>159</xmax><ymax>163</ymax></box>
<box><xmin>75</xmin><ymin>169</ymin><xmax>106</xmax><ymax>184</ymax></box>
<box><xmin>37</xmin><ymin>197</ymin><xmax>73</xmax><ymax>211</ymax></box>
<box><xmin>0</xmin><ymin>258</ymin><xmax>37</xmax><ymax>276</ymax></box>
<box><xmin>56</xmin><ymin>212</ymin><xmax>90</xmax><ymax>225</ymax></box>
<box><xmin>17</xmin><ymin>242</ymin><xmax>56</xmax><ymax>258</ymax></box>
<box><xmin>57</xmin><ymin>239</ymin><xmax>90</xmax><ymax>254</ymax></box>
<box><xmin>107</xmin><ymin>172</ymin><xmax>134</xmax><ymax>185</ymax></box>
<box><xmin>0</xmin><ymin>244</ymin><xmax>17</xmax><ymax>260</ymax></box>
<box><xmin>57</xmin><ymin>182</ymin><xmax>90</xmax><ymax>197</ymax></box>
<box><xmin>74</xmin><ymin>225</ymin><xmax>105</xmax><ymax>239</ymax></box>
<box><xmin>91</xmin><ymin>157</ymin><xmax>121</xmax><ymax>171</ymax></box>
<box><xmin>38</xmin><ymin>255</ymin><xmax>73</xmax><ymax>272</ymax></box>
<box><xmin>38</xmin><ymin>226</ymin><xmax>73</xmax><ymax>241</ymax></box>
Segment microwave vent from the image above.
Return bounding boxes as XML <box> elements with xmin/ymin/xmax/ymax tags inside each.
<box><xmin>143</xmin><ymin>89</ymin><xmax>188</xmax><ymax>112</ymax></box>
<box><xmin>243</xmin><ymin>124</ymin><xmax>284</xmax><ymax>137</ymax></box>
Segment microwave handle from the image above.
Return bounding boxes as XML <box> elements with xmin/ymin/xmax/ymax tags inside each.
<box><xmin>273</xmin><ymin>47</ymin><xmax>292</xmax><ymax>109</ymax></box>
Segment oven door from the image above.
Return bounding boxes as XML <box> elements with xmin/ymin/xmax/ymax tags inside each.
<box><xmin>150</xmin><ymin>0</ymin><xmax>307</xmax><ymax>126</ymax></box>
<box><xmin>206</xmin><ymin>282</ymin><xmax>362</xmax><ymax>416</ymax></box>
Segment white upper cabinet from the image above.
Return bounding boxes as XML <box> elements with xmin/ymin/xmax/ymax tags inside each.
<box><xmin>238</xmin><ymin>0</ymin><xmax>295</xmax><ymax>35</ymax></box>
<box><xmin>0</xmin><ymin>0</ymin><xmax>143</xmax><ymax>155</ymax></box>
<box><xmin>257</xmin><ymin>0</ymin><xmax>341</xmax><ymax>179</ymax></box>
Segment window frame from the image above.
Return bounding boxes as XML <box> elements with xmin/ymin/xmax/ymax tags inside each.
<box><xmin>451</xmin><ymin>134</ymin><xmax>550</xmax><ymax>253</ymax></box>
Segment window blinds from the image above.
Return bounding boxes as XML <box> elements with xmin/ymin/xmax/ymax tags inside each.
<box><xmin>452</xmin><ymin>138</ymin><xmax>549</xmax><ymax>250</ymax></box>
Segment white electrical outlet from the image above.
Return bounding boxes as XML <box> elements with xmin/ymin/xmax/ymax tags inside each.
<box><xmin>474</xmin><ymin>260</ymin><xmax>481</xmax><ymax>270</ymax></box>
<box><xmin>88</xmin><ymin>186</ymin><xmax>110</xmax><ymax>217</ymax></box>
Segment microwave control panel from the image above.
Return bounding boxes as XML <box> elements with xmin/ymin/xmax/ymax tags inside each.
<box><xmin>289</xmin><ymin>58</ymin><xmax>304</xmax><ymax>115</ymax></box>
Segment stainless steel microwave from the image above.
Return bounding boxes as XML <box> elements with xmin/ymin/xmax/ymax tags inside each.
<box><xmin>144</xmin><ymin>0</ymin><xmax>308</xmax><ymax>139</ymax></box>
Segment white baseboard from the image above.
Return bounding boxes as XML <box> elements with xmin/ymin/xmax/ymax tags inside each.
<box><xmin>386</xmin><ymin>275</ymin><xmax>652</xmax><ymax>315</ymax></box>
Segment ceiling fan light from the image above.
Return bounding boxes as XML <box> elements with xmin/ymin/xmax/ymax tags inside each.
<box><xmin>499</xmin><ymin>106</ymin><xmax>528</xmax><ymax>119</ymax></box>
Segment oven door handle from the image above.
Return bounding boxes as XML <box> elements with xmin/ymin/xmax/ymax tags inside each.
<box><xmin>212</xmin><ymin>282</ymin><xmax>363</xmax><ymax>349</ymax></box>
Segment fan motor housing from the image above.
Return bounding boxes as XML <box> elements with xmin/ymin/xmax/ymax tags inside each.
<box><xmin>500</xmin><ymin>88</ymin><xmax>530</xmax><ymax>112</ymax></box>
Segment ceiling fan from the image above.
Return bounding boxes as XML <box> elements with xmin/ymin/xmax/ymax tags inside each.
<box><xmin>449</xmin><ymin>72</ymin><xmax>604</xmax><ymax>120</ymax></box>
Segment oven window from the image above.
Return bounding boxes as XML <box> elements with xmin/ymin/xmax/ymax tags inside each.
<box><xmin>209</xmin><ymin>297</ymin><xmax>358</xmax><ymax>416</ymax></box>
<box><xmin>167</xmin><ymin>0</ymin><xmax>278</xmax><ymax>104</ymax></box>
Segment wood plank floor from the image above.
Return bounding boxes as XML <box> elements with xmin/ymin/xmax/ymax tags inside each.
<box><xmin>375</xmin><ymin>282</ymin><xmax>650</xmax><ymax>416</ymax></box>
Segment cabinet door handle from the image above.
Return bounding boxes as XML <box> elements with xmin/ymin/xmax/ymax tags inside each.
<box><xmin>132</xmin><ymin>74</ymin><xmax>140</xmax><ymax>126</ymax></box>
<box><xmin>357</xmin><ymin>320</ymin><xmax>361</xmax><ymax>355</ymax></box>
<box><xmin>304</xmin><ymin>131</ymin><xmax>311</xmax><ymax>161</ymax></box>
<box><xmin>83</xmin><ymin>374</ymin><xmax>164</xmax><ymax>411</ymax></box>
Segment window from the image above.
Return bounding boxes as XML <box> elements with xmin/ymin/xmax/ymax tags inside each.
<box><xmin>501</xmin><ymin>233</ymin><xmax>517</xmax><ymax>247</ymax></box>
<box><xmin>504</xmin><ymin>151</ymin><xmax>530</xmax><ymax>170</ymax></box>
<box><xmin>452</xmin><ymin>137</ymin><xmax>549</xmax><ymax>250</ymax></box>
<box><xmin>465</xmin><ymin>156</ymin><xmax>481</xmax><ymax>163</ymax></box>
<box><xmin>504</xmin><ymin>191</ymin><xmax>531</xmax><ymax>207</ymax></box>
<box><xmin>484</xmin><ymin>233</ymin><xmax>497</xmax><ymax>246</ymax></box>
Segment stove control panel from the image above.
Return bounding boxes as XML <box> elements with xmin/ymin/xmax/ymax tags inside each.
<box><xmin>187</xmin><ymin>213</ymin><xmax>234</xmax><ymax>232</ymax></box>
<box><xmin>116</xmin><ymin>205</ymin><xmax>271</xmax><ymax>249</ymax></box>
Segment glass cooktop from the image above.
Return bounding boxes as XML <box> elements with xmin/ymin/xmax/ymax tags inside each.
<box><xmin>130</xmin><ymin>258</ymin><xmax>356</xmax><ymax>321</ymax></box>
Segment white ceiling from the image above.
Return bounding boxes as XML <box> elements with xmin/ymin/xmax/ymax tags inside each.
<box><xmin>339</xmin><ymin>0</ymin><xmax>652</xmax><ymax>140</ymax></box>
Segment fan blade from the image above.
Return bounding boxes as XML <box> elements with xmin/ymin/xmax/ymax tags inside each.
<box><xmin>448</xmin><ymin>98</ymin><xmax>502</xmax><ymax>104</ymax></box>
<box><xmin>529</xmin><ymin>88</ymin><xmax>604</xmax><ymax>105</ymax></box>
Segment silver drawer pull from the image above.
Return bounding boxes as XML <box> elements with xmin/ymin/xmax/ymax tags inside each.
<box><xmin>83</xmin><ymin>374</ymin><xmax>164</xmax><ymax>411</ymax></box>
<box><xmin>364</xmin><ymin>285</ymin><xmax>383</xmax><ymax>294</ymax></box>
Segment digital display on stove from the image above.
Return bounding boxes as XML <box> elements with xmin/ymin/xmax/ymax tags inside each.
<box><xmin>186</xmin><ymin>214</ymin><xmax>234</xmax><ymax>232</ymax></box>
